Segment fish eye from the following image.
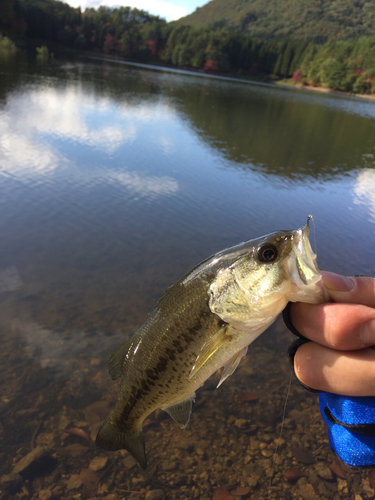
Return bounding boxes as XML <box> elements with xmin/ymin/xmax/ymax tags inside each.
<box><xmin>257</xmin><ymin>244</ymin><xmax>278</xmax><ymax>263</ymax></box>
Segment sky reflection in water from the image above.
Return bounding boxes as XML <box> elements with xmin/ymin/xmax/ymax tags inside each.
<box><xmin>1</xmin><ymin>58</ymin><xmax>375</xmax><ymax>328</ymax></box>
<box><xmin>1</xmin><ymin>56</ymin><xmax>375</xmax><ymax>497</ymax></box>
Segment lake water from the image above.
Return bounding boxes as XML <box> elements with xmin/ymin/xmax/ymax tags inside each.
<box><xmin>1</xmin><ymin>53</ymin><xmax>375</xmax><ymax>500</ymax></box>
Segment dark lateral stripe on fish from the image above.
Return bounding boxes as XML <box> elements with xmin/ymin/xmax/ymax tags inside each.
<box><xmin>115</xmin><ymin>311</ymin><xmax>216</xmax><ymax>427</ymax></box>
<box><xmin>98</xmin><ymin>222</ymin><xmax>328</xmax><ymax>469</ymax></box>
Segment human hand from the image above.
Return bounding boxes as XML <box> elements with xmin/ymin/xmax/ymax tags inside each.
<box><xmin>289</xmin><ymin>272</ymin><xmax>375</xmax><ymax>396</ymax></box>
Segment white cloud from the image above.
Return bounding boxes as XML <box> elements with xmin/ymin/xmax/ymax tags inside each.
<box><xmin>65</xmin><ymin>0</ymin><xmax>189</xmax><ymax>21</ymax></box>
<box><xmin>353</xmin><ymin>168</ymin><xmax>375</xmax><ymax>223</ymax></box>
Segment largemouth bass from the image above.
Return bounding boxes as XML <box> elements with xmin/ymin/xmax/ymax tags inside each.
<box><xmin>96</xmin><ymin>217</ymin><xmax>328</xmax><ymax>468</ymax></box>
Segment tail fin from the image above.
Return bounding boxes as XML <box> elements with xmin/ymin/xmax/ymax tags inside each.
<box><xmin>95</xmin><ymin>419</ymin><xmax>147</xmax><ymax>469</ymax></box>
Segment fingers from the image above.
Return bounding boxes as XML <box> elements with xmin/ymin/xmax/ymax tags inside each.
<box><xmin>290</xmin><ymin>302</ymin><xmax>375</xmax><ymax>350</ymax></box>
<box><xmin>321</xmin><ymin>272</ymin><xmax>375</xmax><ymax>308</ymax></box>
<box><xmin>289</xmin><ymin>274</ymin><xmax>375</xmax><ymax>351</ymax></box>
<box><xmin>294</xmin><ymin>342</ymin><xmax>375</xmax><ymax>396</ymax></box>
<box><xmin>289</xmin><ymin>273</ymin><xmax>375</xmax><ymax>395</ymax></box>
<box><xmin>290</xmin><ymin>272</ymin><xmax>375</xmax><ymax>396</ymax></box>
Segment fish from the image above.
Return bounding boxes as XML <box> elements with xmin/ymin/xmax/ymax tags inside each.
<box><xmin>96</xmin><ymin>217</ymin><xmax>329</xmax><ymax>468</ymax></box>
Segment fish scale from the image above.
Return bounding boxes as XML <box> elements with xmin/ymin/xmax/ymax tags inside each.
<box><xmin>96</xmin><ymin>219</ymin><xmax>328</xmax><ymax>468</ymax></box>
<box><xmin>112</xmin><ymin>275</ymin><xmax>220</xmax><ymax>423</ymax></box>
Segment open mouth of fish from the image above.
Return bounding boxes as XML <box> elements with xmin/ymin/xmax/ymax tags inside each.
<box><xmin>96</xmin><ymin>215</ymin><xmax>330</xmax><ymax>469</ymax></box>
<box><xmin>287</xmin><ymin>216</ymin><xmax>330</xmax><ymax>302</ymax></box>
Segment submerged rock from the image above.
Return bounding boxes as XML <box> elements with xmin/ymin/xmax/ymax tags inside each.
<box><xmin>315</xmin><ymin>462</ymin><xmax>333</xmax><ymax>481</ymax></box>
<box><xmin>38</xmin><ymin>489</ymin><xmax>53</xmax><ymax>500</ymax></box>
<box><xmin>284</xmin><ymin>467</ymin><xmax>307</xmax><ymax>484</ymax></box>
<box><xmin>89</xmin><ymin>455</ymin><xmax>109</xmax><ymax>471</ymax></box>
<box><xmin>0</xmin><ymin>472</ymin><xmax>23</xmax><ymax>492</ymax></box>
<box><xmin>295</xmin><ymin>478</ymin><xmax>320</xmax><ymax>500</ymax></box>
<box><xmin>145</xmin><ymin>490</ymin><xmax>165</xmax><ymax>500</ymax></box>
<box><xmin>12</xmin><ymin>447</ymin><xmax>57</xmax><ymax>479</ymax></box>
<box><xmin>66</xmin><ymin>474</ymin><xmax>82</xmax><ymax>491</ymax></box>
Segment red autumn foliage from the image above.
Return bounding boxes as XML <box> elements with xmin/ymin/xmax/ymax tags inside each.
<box><xmin>292</xmin><ymin>68</ymin><xmax>302</xmax><ymax>83</ymax></box>
<box><xmin>148</xmin><ymin>39</ymin><xmax>157</xmax><ymax>55</ymax></box>
<box><xmin>354</xmin><ymin>69</ymin><xmax>365</xmax><ymax>76</ymax></box>
<box><xmin>104</xmin><ymin>34</ymin><xmax>115</xmax><ymax>51</ymax></box>
<box><xmin>204</xmin><ymin>59</ymin><xmax>218</xmax><ymax>71</ymax></box>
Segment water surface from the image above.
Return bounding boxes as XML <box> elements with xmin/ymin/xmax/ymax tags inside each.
<box><xmin>1</xmin><ymin>53</ymin><xmax>375</xmax><ymax>499</ymax></box>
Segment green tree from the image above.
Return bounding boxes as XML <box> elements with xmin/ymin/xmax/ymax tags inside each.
<box><xmin>321</xmin><ymin>57</ymin><xmax>348</xmax><ymax>90</ymax></box>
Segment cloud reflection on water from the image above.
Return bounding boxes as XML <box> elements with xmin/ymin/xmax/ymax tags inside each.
<box><xmin>108</xmin><ymin>170</ymin><xmax>178</xmax><ymax>198</ymax></box>
<box><xmin>353</xmin><ymin>168</ymin><xmax>375</xmax><ymax>224</ymax></box>
<box><xmin>0</xmin><ymin>267</ymin><xmax>22</xmax><ymax>294</ymax></box>
<box><xmin>0</xmin><ymin>118</ymin><xmax>59</xmax><ymax>175</ymax></box>
<box><xmin>0</xmin><ymin>84</ymin><xmax>179</xmax><ymax>198</ymax></box>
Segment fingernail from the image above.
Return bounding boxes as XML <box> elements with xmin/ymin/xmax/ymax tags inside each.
<box><xmin>321</xmin><ymin>271</ymin><xmax>355</xmax><ymax>292</ymax></box>
<box><xmin>360</xmin><ymin>319</ymin><xmax>375</xmax><ymax>347</ymax></box>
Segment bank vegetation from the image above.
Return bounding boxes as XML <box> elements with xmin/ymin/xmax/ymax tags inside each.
<box><xmin>1</xmin><ymin>0</ymin><xmax>375</xmax><ymax>95</ymax></box>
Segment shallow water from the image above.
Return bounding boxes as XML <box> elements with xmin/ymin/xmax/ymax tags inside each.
<box><xmin>1</xmin><ymin>53</ymin><xmax>375</xmax><ymax>500</ymax></box>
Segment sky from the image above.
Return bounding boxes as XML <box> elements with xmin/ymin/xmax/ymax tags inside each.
<box><xmin>64</xmin><ymin>0</ymin><xmax>209</xmax><ymax>22</ymax></box>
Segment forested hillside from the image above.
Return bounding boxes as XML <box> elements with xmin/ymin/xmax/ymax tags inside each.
<box><xmin>179</xmin><ymin>0</ymin><xmax>375</xmax><ymax>43</ymax></box>
<box><xmin>1</xmin><ymin>0</ymin><xmax>375</xmax><ymax>96</ymax></box>
<box><xmin>162</xmin><ymin>24</ymin><xmax>375</xmax><ymax>93</ymax></box>
<box><xmin>0</xmin><ymin>0</ymin><xmax>170</xmax><ymax>57</ymax></box>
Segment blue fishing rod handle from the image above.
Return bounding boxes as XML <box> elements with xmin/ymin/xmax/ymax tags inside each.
<box><xmin>320</xmin><ymin>393</ymin><xmax>375</xmax><ymax>467</ymax></box>
<box><xmin>283</xmin><ymin>304</ymin><xmax>375</xmax><ymax>467</ymax></box>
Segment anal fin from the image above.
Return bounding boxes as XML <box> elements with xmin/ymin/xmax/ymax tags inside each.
<box><xmin>217</xmin><ymin>346</ymin><xmax>248</xmax><ymax>388</ymax></box>
<box><xmin>108</xmin><ymin>336</ymin><xmax>134</xmax><ymax>380</ymax></box>
<box><xmin>162</xmin><ymin>393</ymin><xmax>196</xmax><ymax>428</ymax></box>
<box><xmin>189</xmin><ymin>325</ymin><xmax>230</xmax><ymax>380</ymax></box>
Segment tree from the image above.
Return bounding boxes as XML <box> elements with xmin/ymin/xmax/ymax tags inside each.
<box><xmin>204</xmin><ymin>59</ymin><xmax>218</xmax><ymax>71</ymax></box>
<box><xmin>292</xmin><ymin>68</ymin><xmax>302</xmax><ymax>83</ymax></box>
<box><xmin>321</xmin><ymin>57</ymin><xmax>348</xmax><ymax>90</ymax></box>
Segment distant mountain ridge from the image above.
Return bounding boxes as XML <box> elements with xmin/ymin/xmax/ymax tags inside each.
<box><xmin>178</xmin><ymin>0</ymin><xmax>375</xmax><ymax>42</ymax></box>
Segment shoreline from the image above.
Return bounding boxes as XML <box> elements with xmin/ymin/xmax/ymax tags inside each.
<box><xmin>282</xmin><ymin>81</ymin><xmax>375</xmax><ymax>101</ymax></box>
<box><xmin>82</xmin><ymin>53</ymin><xmax>375</xmax><ymax>103</ymax></box>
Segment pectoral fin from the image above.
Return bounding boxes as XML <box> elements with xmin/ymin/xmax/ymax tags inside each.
<box><xmin>189</xmin><ymin>325</ymin><xmax>231</xmax><ymax>380</ymax></box>
<box><xmin>108</xmin><ymin>336</ymin><xmax>134</xmax><ymax>380</ymax></box>
<box><xmin>217</xmin><ymin>346</ymin><xmax>248</xmax><ymax>388</ymax></box>
<box><xmin>162</xmin><ymin>393</ymin><xmax>196</xmax><ymax>428</ymax></box>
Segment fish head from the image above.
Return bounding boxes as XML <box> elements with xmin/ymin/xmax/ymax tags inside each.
<box><xmin>208</xmin><ymin>218</ymin><xmax>328</xmax><ymax>332</ymax></box>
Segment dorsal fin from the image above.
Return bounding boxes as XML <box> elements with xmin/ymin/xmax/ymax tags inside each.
<box><xmin>162</xmin><ymin>393</ymin><xmax>196</xmax><ymax>428</ymax></box>
<box><xmin>108</xmin><ymin>336</ymin><xmax>134</xmax><ymax>380</ymax></box>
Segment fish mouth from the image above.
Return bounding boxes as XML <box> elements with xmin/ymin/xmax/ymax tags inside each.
<box><xmin>296</xmin><ymin>219</ymin><xmax>319</xmax><ymax>284</ymax></box>
<box><xmin>286</xmin><ymin>217</ymin><xmax>330</xmax><ymax>303</ymax></box>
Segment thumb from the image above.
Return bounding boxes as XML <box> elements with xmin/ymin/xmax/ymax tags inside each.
<box><xmin>321</xmin><ymin>272</ymin><xmax>375</xmax><ymax>309</ymax></box>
